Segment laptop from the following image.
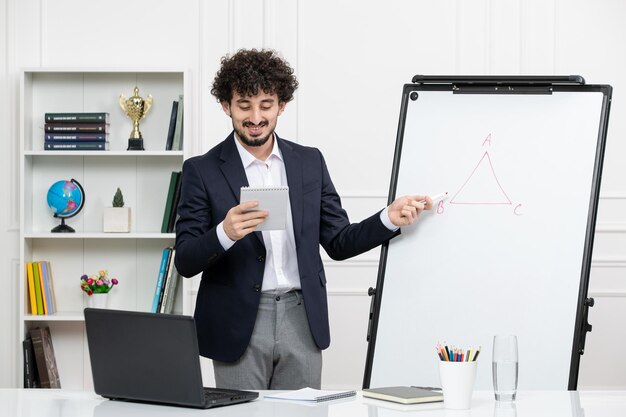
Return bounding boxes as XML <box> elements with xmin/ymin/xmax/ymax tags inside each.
<box><xmin>84</xmin><ymin>308</ymin><xmax>258</xmax><ymax>409</ymax></box>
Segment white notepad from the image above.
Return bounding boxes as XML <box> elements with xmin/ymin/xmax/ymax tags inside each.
<box><xmin>264</xmin><ymin>387</ymin><xmax>356</xmax><ymax>402</ymax></box>
<box><xmin>240</xmin><ymin>186</ymin><xmax>289</xmax><ymax>231</ymax></box>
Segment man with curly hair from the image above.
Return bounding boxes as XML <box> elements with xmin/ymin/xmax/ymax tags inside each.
<box><xmin>175</xmin><ymin>49</ymin><xmax>433</xmax><ymax>390</ymax></box>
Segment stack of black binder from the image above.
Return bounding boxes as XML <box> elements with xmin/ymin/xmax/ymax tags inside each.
<box><xmin>44</xmin><ymin>112</ymin><xmax>109</xmax><ymax>151</ymax></box>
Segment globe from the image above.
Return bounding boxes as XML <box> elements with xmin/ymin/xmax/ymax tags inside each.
<box><xmin>46</xmin><ymin>179</ymin><xmax>85</xmax><ymax>232</ymax></box>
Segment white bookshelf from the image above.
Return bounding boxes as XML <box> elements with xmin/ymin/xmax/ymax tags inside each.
<box><xmin>18</xmin><ymin>68</ymin><xmax>192</xmax><ymax>389</ymax></box>
<box><xmin>24</xmin><ymin>150</ymin><xmax>184</xmax><ymax>157</ymax></box>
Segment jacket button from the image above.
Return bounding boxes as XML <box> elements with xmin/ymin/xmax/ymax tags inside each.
<box><xmin>253</xmin><ymin>284</ymin><xmax>261</xmax><ymax>292</ymax></box>
<box><xmin>257</xmin><ymin>255</ymin><xmax>265</xmax><ymax>262</ymax></box>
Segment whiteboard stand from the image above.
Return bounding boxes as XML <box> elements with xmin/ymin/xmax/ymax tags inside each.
<box><xmin>363</xmin><ymin>76</ymin><xmax>612</xmax><ymax>391</ymax></box>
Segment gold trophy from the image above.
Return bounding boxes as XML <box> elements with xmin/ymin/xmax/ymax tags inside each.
<box><xmin>119</xmin><ymin>86</ymin><xmax>153</xmax><ymax>150</ymax></box>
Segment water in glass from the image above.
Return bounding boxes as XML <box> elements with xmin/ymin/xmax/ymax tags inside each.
<box><xmin>492</xmin><ymin>360</ymin><xmax>518</xmax><ymax>401</ymax></box>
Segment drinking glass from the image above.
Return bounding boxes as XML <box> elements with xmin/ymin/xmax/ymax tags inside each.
<box><xmin>492</xmin><ymin>335</ymin><xmax>518</xmax><ymax>401</ymax></box>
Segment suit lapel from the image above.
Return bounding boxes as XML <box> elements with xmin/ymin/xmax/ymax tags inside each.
<box><xmin>219</xmin><ymin>132</ymin><xmax>249</xmax><ymax>200</ymax></box>
<box><xmin>278</xmin><ymin>136</ymin><xmax>303</xmax><ymax>243</ymax></box>
<box><xmin>218</xmin><ymin>133</ymin><xmax>265</xmax><ymax>247</ymax></box>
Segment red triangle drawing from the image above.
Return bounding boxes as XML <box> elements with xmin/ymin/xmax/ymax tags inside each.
<box><xmin>450</xmin><ymin>152</ymin><xmax>512</xmax><ymax>205</ymax></box>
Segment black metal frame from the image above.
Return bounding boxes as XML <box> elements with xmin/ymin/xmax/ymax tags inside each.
<box><xmin>362</xmin><ymin>76</ymin><xmax>612</xmax><ymax>390</ymax></box>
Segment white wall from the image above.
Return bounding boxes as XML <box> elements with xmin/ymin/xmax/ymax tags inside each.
<box><xmin>2</xmin><ymin>0</ymin><xmax>626</xmax><ymax>390</ymax></box>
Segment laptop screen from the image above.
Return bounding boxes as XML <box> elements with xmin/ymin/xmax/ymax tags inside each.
<box><xmin>84</xmin><ymin>308</ymin><xmax>206</xmax><ymax>407</ymax></box>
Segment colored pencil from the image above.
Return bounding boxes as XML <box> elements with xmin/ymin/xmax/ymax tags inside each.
<box><xmin>436</xmin><ymin>343</ymin><xmax>481</xmax><ymax>362</ymax></box>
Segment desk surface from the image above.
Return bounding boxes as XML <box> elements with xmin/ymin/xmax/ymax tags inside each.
<box><xmin>2</xmin><ymin>389</ymin><xmax>626</xmax><ymax>417</ymax></box>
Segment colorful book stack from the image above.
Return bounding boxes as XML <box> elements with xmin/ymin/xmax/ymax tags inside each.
<box><xmin>44</xmin><ymin>112</ymin><xmax>110</xmax><ymax>151</ymax></box>
<box><xmin>161</xmin><ymin>171</ymin><xmax>182</xmax><ymax>233</ymax></box>
<box><xmin>165</xmin><ymin>95</ymin><xmax>184</xmax><ymax>150</ymax></box>
<box><xmin>151</xmin><ymin>246</ymin><xmax>181</xmax><ymax>314</ymax></box>
<box><xmin>25</xmin><ymin>261</ymin><xmax>57</xmax><ymax>316</ymax></box>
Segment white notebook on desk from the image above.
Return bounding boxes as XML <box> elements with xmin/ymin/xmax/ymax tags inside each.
<box><xmin>240</xmin><ymin>186</ymin><xmax>289</xmax><ymax>231</ymax></box>
<box><xmin>264</xmin><ymin>387</ymin><xmax>356</xmax><ymax>402</ymax></box>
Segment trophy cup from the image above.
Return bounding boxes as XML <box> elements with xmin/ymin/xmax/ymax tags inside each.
<box><xmin>119</xmin><ymin>86</ymin><xmax>153</xmax><ymax>150</ymax></box>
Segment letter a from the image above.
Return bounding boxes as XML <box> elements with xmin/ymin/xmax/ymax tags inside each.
<box><xmin>482</xmin><ymin>133</ymin><xmax>492</xmax><ymax>147</ymax></box>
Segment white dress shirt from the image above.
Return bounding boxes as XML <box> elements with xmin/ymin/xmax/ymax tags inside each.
<box><xmin>217</xmin><ymin>135</ymin><xmax>301</xmax><ymax>292</ymax></box>
<box><xmin>216</xmin><ymin>135</ymin><xmax>398</xmax><ymax>292</ymax></box>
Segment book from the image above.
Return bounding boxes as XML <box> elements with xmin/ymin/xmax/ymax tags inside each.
<box><xmin>45</xmin><ymin>141</ymin><xmax>109</xmax><ymax>150</ymax></box>
<box><xmin>362</xmin><ymin>386</ymin><xmax>443</xmax><ymax>404</ymax></box>
<box><xmin>45</xmin><ymin>133</ymin><xmax>108</xmax><ymax>141</ymax></box>
<box><xmin>172</xmin><ymin>94</ymin><xmax>184</xmax><ymax>151</ymax></box>
<box><xmin>158</xmin><ymin>248</ymin><xmax>176</xmax><ymax>313</ymax></box>
<box><xmin>36</xmin><ymin>262</ymin><xmax>48</xmax><ymax>315</ymax></box>
<box><xmin>156</xmin><ymin>248</ymin><xmax>173</xmax><ymax>312</ymax></box>
<box><xmin>26</xmin><ymin>262</ymin><xmax>37</xmax><ymax>315</ymax></box>
<box><xmin>32</xmin><ymin>261</ymin><xmax>43</xmax><ymax>315</ymax></box>
<box><xmin>165</xmin><ymin>101</ymin><xmax>178</xmax><ymax>150</ymax></box>
<box><xmin>41</xmin><ymin>261</ymin><xmax>56</xmax><ymax>315</ymax></box>
<box><xmin>167</xmin><ymin>170</ymin><xmax>183</xmax><ymax>233</ymax></box>
<box><xmin>178</xmin><ymin>97</ymin><xmax>184</xmax><ymax>150</ymax></box>
<box><xmin>29</xmin><ymin>326</ymin><xmax>61</xmax><ymax>388</ymax></box>
<box><xmin>240</xmin><ymin>186</ymin><xmax>289</xmax><ymax>231</ymax></box>
<box><xmin>265</xmin><ymin>387</ymin><xmax>356</xmax><ymax>402</ymax></box>
<box><xmin>45</xmin><ymin>112</ymin><xmax>109</xmax><ymax>123</ymax></box>
<box><xmin>45</xmin><ymin>261</ymin><xmax>58</xmax><ymax>315</ymax></box>
<box><xmin>162</xmin><ymin>269</ymin><xmax>180</xmax><ymax>314</ymax></box>
<box><xmin>161</xmin><ymin>171</ymin><xmax>180</xmax><ymax>233</ymax></box>
<box><xmin>22</xmin><ymin>335</ymin><xmax>40</xmax><ymax>388</ymax></box>
<box><xmin>151</xmin><ymin>248</ymin><xmax>171</xmax><ymax>313</ymax></box>
<box><xmin>44</xmin><ymin>123</ymin><xmax>109</xmax><ymax>133</ymax></box>
<box><xmin>38</xmin><ymin>261</ymin><xmax>54</xmax><ymax>315</ymax></box>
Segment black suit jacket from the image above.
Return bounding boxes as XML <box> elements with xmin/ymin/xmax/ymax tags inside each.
<box><xmin>174</xmin><ymin>133</ymin><xmax>398</xmax><ymax>361</ymax></box>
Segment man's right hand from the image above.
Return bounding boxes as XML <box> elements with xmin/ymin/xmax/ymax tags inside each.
<box><xmin>223</xmin><ymin>201</ymin><xmax>268</xmax><ymax>241</ymax></box>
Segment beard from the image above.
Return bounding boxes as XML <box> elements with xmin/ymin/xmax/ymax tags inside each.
<box><xmin>235</xmin><ymin>120</ymin><xmax>273</xmax><ymax>147</ymax></box>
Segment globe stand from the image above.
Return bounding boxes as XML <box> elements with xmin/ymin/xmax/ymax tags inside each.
<box><xmin>51</xmin><ymin>218</ymin><xmax>75</xmax><ymax>233</ymax></box>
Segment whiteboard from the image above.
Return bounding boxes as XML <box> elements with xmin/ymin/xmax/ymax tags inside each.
<box><xmin>366</xmin><ymin>82</ymin><xmax>611</xmax><ymax>391</ymax></box>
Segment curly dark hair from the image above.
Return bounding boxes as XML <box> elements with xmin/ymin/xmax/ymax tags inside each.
<box><xmin>211</xmin><ymin>49</ymin><xmax>298</xmax><ymax>104</ymax></box>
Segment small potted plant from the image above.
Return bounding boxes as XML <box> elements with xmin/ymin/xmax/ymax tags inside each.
<box><xmin>103</xmin><ymin>187</ymin><xmax>131</xmax><ymax>232</ymax></box>
<box><xmin>81</xmin><ymin>270</ymin><xmax>119</xmax><ymax>309</ymax></box>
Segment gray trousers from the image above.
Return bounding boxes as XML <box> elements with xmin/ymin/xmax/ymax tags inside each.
<box><xmin>213</xmin><ymin>291</ymin><xmax>323</xmax><ymax>390</ymax></box>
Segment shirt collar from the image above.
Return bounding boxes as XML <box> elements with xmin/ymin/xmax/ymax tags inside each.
<box><xmin>233</xmin><ymin>132</ymin><xmax>283</xmax><ymax>168</ymax></box>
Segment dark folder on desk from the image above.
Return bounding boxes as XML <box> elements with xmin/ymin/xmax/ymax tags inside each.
<box><xmin>362</xmin><ymin>386</ymin><xmax>443</xmax><ymax>404</ymax></box>
<box><xmin>84</xmin><ymin>308</ymin><xmax>258</xmax><ymax>409</ymax></box>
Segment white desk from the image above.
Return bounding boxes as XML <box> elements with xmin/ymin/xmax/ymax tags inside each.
<box><xmin>1</xmin><ymin>389</ymin><xmax>626</xmax><ymax>417</ymax></box>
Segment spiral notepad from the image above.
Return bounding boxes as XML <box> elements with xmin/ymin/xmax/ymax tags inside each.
<box><xmin>264</xmin><ymin>387</ymin><xmax>356</xmax><ymax>402</ymax></box>
<box><xmin>240</xmin><ymin>186</ymin><xmax>289</xmax><ymax>231</ymax></box>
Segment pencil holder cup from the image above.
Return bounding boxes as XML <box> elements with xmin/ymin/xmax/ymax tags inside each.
<box><xmin>438</xmin><ymin>360</ymin><xmax>477</xmax><ymax>410</ymax></box>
